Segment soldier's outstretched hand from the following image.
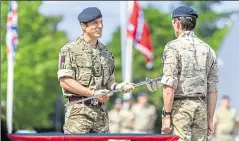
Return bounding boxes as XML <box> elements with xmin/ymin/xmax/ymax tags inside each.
<box><xmin>96</xmin><ymin>95</ymin><xmax>110</xmax><ymax>102</ymax></box>
<box><xmin>94</xmin><ymin>89</ymin><xmax>111</xmax><ymax>102</ymax></box>
<box><xmin>115</xmin><ymin>82</ymin><xmax>135</xmax><ymax>93</ymax></box>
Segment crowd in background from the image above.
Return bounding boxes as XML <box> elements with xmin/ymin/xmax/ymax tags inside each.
<box><xmin>109</xmin><ymin>92</ymin><xmax>157</xmax><ymax>133</ymax></box>
<box><xmin>109</xmin><ymin>94</ymin><xmax>239</xmax><ymax>141</ymax></box>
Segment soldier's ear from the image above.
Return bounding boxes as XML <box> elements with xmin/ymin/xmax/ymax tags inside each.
<box><xmin>80</xmin><ymin>23</ymin><xmax>87</xmax><ymax>31</ymax></box>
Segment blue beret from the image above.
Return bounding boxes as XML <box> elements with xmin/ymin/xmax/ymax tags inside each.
<box><xmin>114</xmin><ymin>98</ymin><xmax>122</xmax><ymax>104</ymax></box>
<box><xmin>172</xmin><ymin>6</ymin><xmax>198</xmax><ymax>19</ymax></box>
<box><xmin>222</xmin><ymin>95</ymin><xmax>230</xmax><ymax>99</ymax></box>
<box><xmin>78</xmin><ymin>7</ymin><xmax>102</xmax><ymax>23</ymax></box>
<box><xmin>138</xmin><ymin>92</ymin><xmax>147</xmax><ymax>97</ymax></box>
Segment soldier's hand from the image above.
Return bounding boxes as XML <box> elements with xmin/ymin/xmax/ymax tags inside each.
<box><xmin>94</xmin><ymin>89</ymin><xmax>112</xmax><ymax>97</ymax></box>
<box><xmin>208</xmin><ymin>118</ymin><xmax>214</xmax><ymax>136</ymax></box>
<box><xmin>115</xmin><ymin>82</ymin><xmax>135</xmax><ymax>93</ymax></box>
<box><xmin>94</xmin><ymin>89</ymin><xmax>112</xmax><ymax>102</ymax></box>
<box><xmin>161</xmin><ymin>116</ymin><xmax>172</xmax><ymax>134</ymax></box>
<box><xmin>96</xmin><ymin>95</ymin><xmax>110</xmax><ymax>102</ymax></box>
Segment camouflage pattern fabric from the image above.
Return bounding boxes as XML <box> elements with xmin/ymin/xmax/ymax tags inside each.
<box><xmin>57</xmin><ymin>36</ymin><xmax>116</xmax><ymax>97</ymax></box>
<box><xmin>171</xmin><ymin>99</ymin><xmax>207</xmax><ymax>141</ymax></box>
<box><xmin>161</xmin><ymin>31</ymin><xmax>218</xmax><ymax>98</ymax></box>
<box><xmin>131</xmin><ymin>103</ymin><xmax>157</xmax><ymax>133</ymax></box>
<box><xmin>57</xmin><ymin>36</ymin><xmax>115</xmax><ymax>133</ymax></box>
<box><xmin>63</xmin><ymin>103</ymin><xmax>109</xmax><ymax>133</ymax></box>
<box><xmin>108</xmin><ymin>109</ymin><xmax>122</xmax><ymax>133</ymax></box>
<box><xmin>119</xmin><ymin>107</ymin><xmax>134</xmax><ymax>133</ymax></box>
<box><xmin>214</xmin><ymin>107</ymin><xmax>237</xmax><ymax>141</ymax></box>
<box><xmin>161</xmin><ymin>31</ymin><xmax>219</xmax><ymax>141</ymax></box>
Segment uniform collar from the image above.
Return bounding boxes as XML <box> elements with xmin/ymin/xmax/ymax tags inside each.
<box><xmin>77</xmin><ymin>35</ymin><xmax>101</xmax><ymax>49</ymax></box>
<box><xmin>177</xmin><ymin>30</ymin><xmax>196</xmax><ymax>39</ymax></box>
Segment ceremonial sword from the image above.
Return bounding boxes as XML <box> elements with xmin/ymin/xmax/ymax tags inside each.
<box><xmin>66</xmin><ymin>76</ymin><xmax>162</xmax><ymax>106</ymax></box>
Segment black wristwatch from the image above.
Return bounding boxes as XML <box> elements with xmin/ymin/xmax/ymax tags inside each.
<box><xmin>162</xmin><ymin>110</ymin><xmax>171</xmax><ymax>117</ymax></box>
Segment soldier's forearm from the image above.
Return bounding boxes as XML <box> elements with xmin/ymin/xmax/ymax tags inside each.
<box><xmin>106</xmin><ymin>74</ymin><xmax>117</xmax><ymax>90</ymax></box>
<box><xmin>60</xmin><ymin>77</ymin><xmax>94</xmax><ymax>97</ymax></box>
<box><xmin>207</xmin><ymin>91</ymin><xmax>217</xmax><ymax>120</ymax></box>
<box><xmin>163</xmin><ymin>85</ymin><xmax>174</xmax><ymax>112</ymax></box>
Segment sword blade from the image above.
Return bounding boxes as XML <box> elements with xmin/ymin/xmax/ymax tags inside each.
<box><xmin>66</xmin><ymin>77</ymin><xmax>162</xmax><ymax>106</ymax></box>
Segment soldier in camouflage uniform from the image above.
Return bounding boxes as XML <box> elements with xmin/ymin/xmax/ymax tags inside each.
<box><xmin>57</xmin><ymin>7</ymin><xmax>134</xmax><ymax>134</ymax></box>
<box><xmin>119</xmin><ymin>97</ymin><xmax>135</xmax><ymax>133</ymax></box>
<box><xmin>131</xmin><ymin>93</ymin><xmax>157</xmax><ymax>133</ymax></box>
<box><xmin>236</xmin><ymin>116</ymin><xmax>239</xmax><ymax>141</ymax></box>
<box><xmin>214</xmin><ymin>95</ymin><xmax>238</xmax><ymax>141</ymax></box>
<box><xmin>108</xmin><ymin>98</ymin><xmax>123</xmax><ymax>133</ymax></box>
<box><xmin>160</xmin><ymin>6</ymin><xmax>219</xmax><ymax>141</ymax></box>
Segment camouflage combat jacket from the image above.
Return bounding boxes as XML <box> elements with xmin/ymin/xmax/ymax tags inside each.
<box><xmin>161</xmin><ymin>31</ymin><xmax>219</xmax><ymax>98</ymax></box>
<box><xmin>57</xmin><ymin>36</ymin><xmax>116</xmax><ymax>97</ymax></box>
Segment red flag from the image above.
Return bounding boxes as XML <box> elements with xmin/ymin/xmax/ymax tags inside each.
<box><xmin>127</xmin><ymin>1</ymin><xmax>153</xmax><ymax>69</ymax></box>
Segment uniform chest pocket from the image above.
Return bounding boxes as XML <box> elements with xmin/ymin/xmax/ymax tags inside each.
<box><xmin>75</xmin><ymin>55</ymin><xmax>92</xmax><ymax>68</ymax></box>
<box><xmin>75</xmin><ymin>56</ymin><xmax>93</xmax><ymax>86</ymax></box>
<box><xmin>102</xmin><ymin>57</ymin><xmax>114</xmax><ymax>85</ymax></box>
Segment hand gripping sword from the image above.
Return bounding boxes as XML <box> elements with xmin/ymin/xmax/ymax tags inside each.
<box><xmin>66</xmin><ymin>76</ymin><xmax>162</xmax><ymax>106</ymax></box>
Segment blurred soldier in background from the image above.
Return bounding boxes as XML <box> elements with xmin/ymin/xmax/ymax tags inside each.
<box><xmin>119</xmin><ymin>97</ymin><xmax>135</xmax><ymax>133</ymax></box>
<box><xmin>57</xmin><ymin>7</ymin><xmax>134</xmax><ymax>134</ymax></box>
<box><xmin>235</xmin><ymin>116</ymin><xmax>239</xmax><ymax>141</ymax></box>
<box><xmin>214</xmin><ymin>95</ymin><xmax>238</xmax><ymax>141</ymax></box>
<box><xmin>131</xmin><ymin>93</ymin><xmax>157</xmax><ymax>133</ymax></box>
<box><xmin>109</xmin><ymin>98</ymin><xmax>123</xmax><ymax>133</ymax></box>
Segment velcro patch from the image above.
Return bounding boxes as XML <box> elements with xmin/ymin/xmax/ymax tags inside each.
<box><xmin>61</xmin><ymin>55</ymin><xmax>65</xmax><ymax>63</ymax></box>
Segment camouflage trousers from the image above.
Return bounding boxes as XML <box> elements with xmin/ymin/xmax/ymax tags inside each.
<box><xmin>171</xmin><ymin>99</ymin><xmax>208</xmax><ymax>141</ymax></box>
<box><xmin>63</xmin><ymin>103</ymin><xmax>109</xmax><ymax>134</ymax></box>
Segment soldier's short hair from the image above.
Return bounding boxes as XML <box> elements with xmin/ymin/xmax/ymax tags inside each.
<box><xmin>174</xmin><ymin>16</ymin><xmax>197</xmax><ymax>31</ymax></box>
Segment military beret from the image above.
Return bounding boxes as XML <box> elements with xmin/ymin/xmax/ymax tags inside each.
<box><xmin>172</xmin><ymin>6</ymin><xmax>198</xmax><ymax>19</ymax></box>
<box><xmin>222</xmin><ymin>95</ymin><xmax>230</xmax><ymax>99</ymax></box>
<box><xmin>123</xmin><ymin>96</ymin><xmax>134</xmax><ymax>102</ymax></box>
<box><xmin>138</xmin><ymin>92</ymin><xmax>147</xmax><ymax>97</ymax></box>
<box><xmin>114</xmin><ymin>98</ymin><xmax>122</xmax><ymax>104</ymax></box>
<box><xmin>78</xmin><ymin>7</ymin><xmax>102</xmax><ymax>23</ymax></box>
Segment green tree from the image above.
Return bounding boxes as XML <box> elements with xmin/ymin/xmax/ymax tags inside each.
<box><xmin>1</xmin><ymin>1</ymin><xmax>68</xmax><ymax>130</ymax></box>
<box><xmin>106</xmin><ymin>3</ymin><xmax>230</xmax><ymax>132</ymax></box>
<box><xmin>180</xmin><ymin>1</ymin><xmax>231</xmax><ymax>51</ymax></box>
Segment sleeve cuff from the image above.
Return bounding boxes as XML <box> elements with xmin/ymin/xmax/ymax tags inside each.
<box><xmin>107</xmin><ymin>74</ymin><xmax>116</xmax><ymax>90</ymax></box>
<box><xmin>207</xmin><ymin>83</ymin><xmax>218</xmax><ymax>93</ymax></box>
<box><xmin>161</xmin><ymin>75</ymin><xmax>178</xmax><ymax>89</ymax></box>
<box><xmin>57</xmin><ymin>69</ymin><xmax>74</xmax><ymax>80</ymax></box>
<box><xmin>110</xmin><ymin>83</ymin><xmax>117</xmax><ymax>90</ymax></box>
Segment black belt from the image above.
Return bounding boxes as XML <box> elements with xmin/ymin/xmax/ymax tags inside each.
<box><xmin>68</xmin><ymin>96</ymin><xmax>104</xmax><ymax>106</ymax></box>
<box><xmin>174</xmin><ymin>96</ymin><xmax>205</xmax><ymax>101</ymax></box>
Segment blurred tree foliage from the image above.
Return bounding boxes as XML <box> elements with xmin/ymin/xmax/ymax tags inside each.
<box><xmin>106</xmin><ymin>1</ymin><xmax>231</xmax><ymax>133</ymax></box>
<box><xmin>180</xmin><ymin>1</ymin><xmax>231</xmax><ymax>51</ymax></box>
<box><xmin>1</xmin><ymin>1</ymin><xmax>68</xmax><ymax>130</ymax></box>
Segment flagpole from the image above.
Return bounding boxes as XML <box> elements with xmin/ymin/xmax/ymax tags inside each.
<box><xmin>124</xmin><ymin>38</ymin><xmax>133</xmax><ymax>100</ymax></box>
<box><xmin>6</xmin><ymin>1</ymin><xmax>18</xmax><ymax>133</ymax></box>
<box><xmin>123</xmin><ymin>1</ymin><xmax>133</xmax><ymax>100</ymax></box>
<box><xmin>120</xmin><ymin>1</ymin><xmax>127</xmax><ymax>81</ymax></box>
<box><xmin>7</xmin><ymin>54</ymin><xmax>14</xmax><ymax>133</ymax></box>
<box><xmin>120</xmin><ymin>1</ymin><xmax>133</xmax><ymax>100</ymax></box>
